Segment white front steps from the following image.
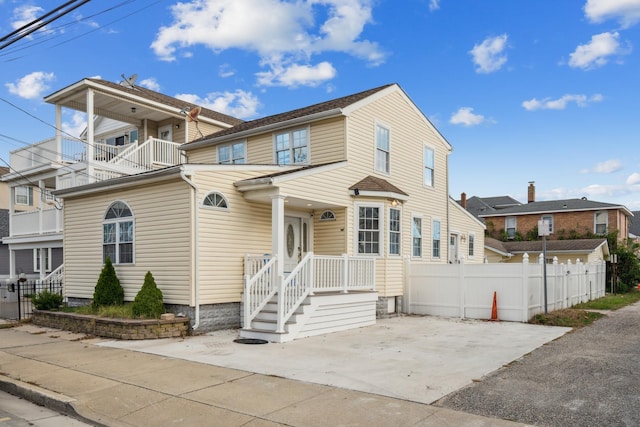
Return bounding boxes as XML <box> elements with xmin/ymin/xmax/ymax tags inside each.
<box><xmin>240</xmin><ymin>291</ymin><xmax>378</xmax><ymax>343</ymax></box>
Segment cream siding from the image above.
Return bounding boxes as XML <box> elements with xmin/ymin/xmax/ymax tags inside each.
<box><xmin>313</xmin><ymin>208</ymin><xmax>347</xmax><ymax>255</ymax></box>
<box><xmin>448</xmin><ymin>199</ymin><xmax>485</xmax><ymax>264</ymax></box>
<box><xmin>63</xmin><ymin>179</ymin><xmax>192</xmax><ymax>304</ymax></box>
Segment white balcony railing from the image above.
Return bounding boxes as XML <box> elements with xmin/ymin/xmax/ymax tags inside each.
<box><xmin>10</xmin><ymin>207</ymin><xmax>63</xmax><ymax>237</ymax></box>
<box><xmin>9</xmin><ymin>137</ymin><xmax>85</xmax><ymax>171</ymax></box>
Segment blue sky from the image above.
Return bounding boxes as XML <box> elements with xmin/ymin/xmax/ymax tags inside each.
<box><xmin>1</xmin><ymin>0</ymin><xmax>639</xmax><ymax>210</ymax></box>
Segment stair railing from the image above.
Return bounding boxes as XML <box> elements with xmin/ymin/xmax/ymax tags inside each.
<box><xmin>243</xmin><ymin>256</ymin><xmax>278</xmax><ymax>329</ymax></box>
<box><xmin>276</xmin><ymin>252</ymin><xmax>314</xmax><ymax>333</ymax></box>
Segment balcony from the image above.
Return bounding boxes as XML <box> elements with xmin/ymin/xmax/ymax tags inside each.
<box><xmin>9</xmin><ymin>207</ymin><xmax>63</xmax><ymax>238</ymax></box>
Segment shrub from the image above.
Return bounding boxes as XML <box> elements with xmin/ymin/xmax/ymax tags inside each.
<box><xmin>93</xmin><ymin>257</ymin><xmax>124</xmax><ymax>308</ymax></box>
<box><xmin>32</xmin><ymin>290</ymin><xmax>63</xmax><ymax>310</ymax></box>
<box><xmin>131</xmin><ymin>271</ymin><xmax>165</xmax><ymax>319</ymax></box>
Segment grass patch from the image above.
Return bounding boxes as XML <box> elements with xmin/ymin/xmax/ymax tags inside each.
<box><xmin>529</xmin><ymin>309</ymin><xmax>604</xmax><ymax>328</ymax></box>
<box><xmin>61</xmin><ymin>303</ymin><xmax>137</xmax><ymax>319</ymax></box>
<box><xmin>573</xmin><ymin>289</ymin><xmax>640</xmax><ymax>311</ymax></box>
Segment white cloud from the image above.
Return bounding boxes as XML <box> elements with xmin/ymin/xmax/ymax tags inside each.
<box><xmin>469</xmin><ymin>34</ymin><xmax>508</xmax><ymax>73</ymax></box>
<box><xmin>429</xmin><ymin>0</ymin><xmax>440</xmax><ymax>11</ymax></box>
<box><xmin>139</xmin><ymin>78</ymin><xmax>160</xmax><ymax>91</ymax></box>
<box><xmin>449</xmin><ymin>107</ymin><xmax>485</xmax><ymax>127</ymax></box>
<box><xmin>175</xmin><ymin>89</ymin><xmax>260</xmax><ymax>119</ymax></box>
<box><xmin>580</xmin><ymin>159</ymin><xmax>623</xmax><ymax>174</ymax></box>
<box><xmin>219</xmin><ymin>64</ymin><xmax>235</xmax><ymax>78</ymax></box>
<box><xmin>568</xmin><ymin>32</ymin><xmax>629</xmax><ymax>69</ymax></box>
<box><xmin>5</xmin><ymin>71</ymin><xmax>55</xmax><ymax>99</ymax></box>
<box><xmin>584</xmin><ymin>0</ymin><xmax>640</xmax><ymax>28</ymax></box>
<box><xmin>11</xmin><ymin>5</ymin><xmax>44</xmax><ymax>31</ymax></box>
<box><xmin>522</xmin><ymin>93</ymin><xmax>603</xmax><ymax>110</ymax></box>
<box><xmin>627</xmin><ymin>172</ymin><xmax>640</xmax><ymax>185</ymax></box>
<box><xmin>150</xmin><ymin>0</ymin><xmax>384</xmax><ymax>87</ymax></box>
<box><xmin>62</xmin><ymin>111</ymin><xmax>87</xmax><ymax>139</ymax></box>
<box><xmin>256</xmin><ymin>61</ymin><xmax>337</xmax><ymax>87</ymax></box>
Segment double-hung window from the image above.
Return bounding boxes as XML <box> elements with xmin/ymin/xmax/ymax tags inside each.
<box><xmin>412</xmin><ymin>216</ymin><xmax>422</xmax><ymax>257</ymax></box>
<box><xmin>595</xmin><ymin>211</ymin><xmax>608</xmax><ymax>234</ymax></box>
<box><xmin>389</xmin><ymin>208</ymin><xmax>401</xmax><ymax>255</ymax></box>
<box><xmin>432</xmin><ymin>219</ymin><xmax>441</xmax><ymax>258</ymax></box>
<box><xmin>506</xmin><ymin>217</ymin><xmax>516</xmax><ymax>239</ymax></box>
<box><xmin>218</xmin><ymin>141</ymin><xmax>246</xmax><ymax>164</ymax></box>
<box><xmin>15</xmin><ymin>186</ymin><xmax>33</xmax><ymax>205</ymax></box>
<box><xmin>375</xmin><ymin>124</ymin><xmax>390</xmax><ymax>174</ymax></box>
<box><xmin>357</xmin><ymin>205</ymin><xmax>382</xmax><ymax>255</ymax></box>
<box><xmin>103</xmin><ymin>201</ymin><xmax>134</xmax><ymax>264</ymax></box>
<box><xmin>424</xmin><ymin>146</ymin><xmax>434</xmax><ymax>187</ymax></box>
<box><xmin>468</xmin><ymin>233</ymin><xmax>475</xmax><ymax>257</ymax></box>
<box><xmin>275</xmin><ymin>128</ymin><xmax>308</xmax><ymax>165</ymax></box>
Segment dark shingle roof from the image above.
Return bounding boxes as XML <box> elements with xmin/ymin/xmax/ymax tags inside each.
<box><xmin>485</xmin><ymin>237</ymin><xmax>509</xmax><ymax>254</ymax></box>
<box><xmin>182</xmin><ymin>83</ymin><xmax>395</xmax><ymax>147</ymax></box>
<box><xmin>349</xmin><ymin>175</ymin><xmax>409</xmax><ymax>196</ymax></box>
<box><xmin>630</xmin><ymin>211</ymin><xmax>640</xmax><ymax>237</ymax></box>
<box><xmin>501</xmin><ymin>238</ymin><xmax>607</xmax><ymax>254</ymax></box>
<box><xmin>87</xmin><ymin>78</ymin><xmax>244</xmax><ymax>126</ymax></box>
<box><xmin>0</xmin><ymin>209</ymin><xmax>9</xmax><ymax>239</ymax></box>
<box><xmin>462</xmin><ymin>195</ymin><xmax>522</xmax><ymax>219</ymax></box>
<box><xmin>479</xmin><ymin>198</ymin><xmax>629</xmax><ymax>217</ymax></box>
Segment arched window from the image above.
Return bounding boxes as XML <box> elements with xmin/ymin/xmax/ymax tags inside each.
<box><xmin>203</xmin><ymin>192</ymin><xmax>228</xmax><ymax>209</ymax></box>
<box><xmin>103</xmin><ymin>201</ymin><xmax>134</xmax><ymax>264</ymax></box>
<box><xmin>319</xmin><ymin>210</ymin><xmax>336</xmax><ymax>221</ymax></box>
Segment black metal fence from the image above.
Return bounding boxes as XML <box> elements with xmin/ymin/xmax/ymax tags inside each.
<box><xmin>0</xmin><ymin>280</ymin><xmax>64</xmax><ymax>321</ymax></box>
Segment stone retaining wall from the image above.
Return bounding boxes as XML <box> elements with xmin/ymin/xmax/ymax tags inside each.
<box><xmin>32</xmin><ymin>310</ymin><xmax>190</xmax><ymax>339</ymax></box>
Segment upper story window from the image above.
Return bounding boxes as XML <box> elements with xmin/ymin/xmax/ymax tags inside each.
<box><xmin>275</xmin><ymin>128</ymin><xmax>308</xmax><ymax>165</ymax></box>
<box><xmin>375</xmin><ymin>124</ymin><xmax>390</xmax><ymax>174</ymax></box>
<box><xmin>202</xmin><ymin>192</ymin><xmax>229</xmax><ymax>209</ymax></box>
<box><xmin>218</xmin><ymin>141</ymin><xmax>246</xmax><ymax>164</ymax></box>
<box><xmin>357</xmin><ymin>204</ymin><xmax>382</xmax><ymax>255</ymax></box>
<box><xmin>412</xmin><ymin>216</ymin><xmax>422</xmax><ymax>258</ymax></box>
<box><xmin>506</xmin><ymin>216</ymin><xmax>516</xmax><ymax>239</ymax></box>
<box><xmin>595</xmin><ymin>211</ymin><xmax>608</xmax><ymax>234</ymax></box>
<box><xmin>432</xmin><ymin>219</ymin><xmax>441</xmax><ymax>259</ymax></box>
<box><xmin>424</xmin><ymin>146</ymin><xmax>434</xmax><ymax>187</ymax></box>
<box><xmin>541</xmin><ymin>215</ymin><xmax>554</xmax><ymax>234</ymax></box>
<box><xmin>389</xmin><ymin>208</ymin><xmax>401</xmax><ymax>255</ymax></box>
<box><xmin>15</xmin><ymin>186</ymin><xmax>33</xmax><ymax>206</ymax></box>
<box><xmin>103</xmin><ymin>201</ymin><xmax>134</xmax><ymax>265</ymax></box>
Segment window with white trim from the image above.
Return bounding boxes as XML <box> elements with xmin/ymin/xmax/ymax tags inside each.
<box><xmin>202</xmin><ymin>192</ymin><xmax>228</xmax><ymax>209</ymax></box>
<box><xmin>357</xmin><ymin>205</ymin><xmax>382</xmax><ymax>255</ymax></box>
<box><xmin>103</xmin><ymin>201</ymin><xmax>134</xmax><ymax>264</ymax></box>
<box><xmin>541</xmin><ymin>215</ymin><xmax>553</xmax><ymax>234</ymax></box>
<box><xmin>320</xmin><ymin>210</ymin><xmax>336</xmax><ymax>221</ymax></box>
<box><xmin>218</xmin><ymin>141</ymin><xmax>246</xmax><ymax>164</ymax></box>
<box><xmin>15</xmin><ymin>186</ymin><xmax>33</xmax><ymax>205</ymax></box>
<box><xmin>412</xmin><ymin>216</ymin><xmax>422</xmax><ymax>257</ymax></box>
<box><xmin>424</xmin><ymin>146</ymin><xmax>434</xmax><ymax>187</ymax></box>
<box><xmin>34</xmin><ymin>248</ymin><xmax>51</xmax><ymax>273</ymax></box>
<box><xmin>389</xmin><ymin>207</ymin><xmax>401</xmax><ymax>255</ymax></box>
<box><xmin>375</xmin><ymin>124</ymin><xmax>390</xmax><ymax>174</ymax></box>
<box><xmin>595</xmin><ymin>211</ymin><xmax>608</xmax><ymax>234</ymax></box>
<box><xmin>468</xmin><ymin>233</ymin><xmax>475</xmax><ymax>257</ymax></box>
<box><xmin>432</xmin><ymin>219</ymin><xmax>441</xmax><ymax>258</ymax></box>
<box><xmin>506</xmin><ymin>216</ymin><xmax>516</xmax><ymax>239</ymax></box>
<box><xmin>275</xmin><ymin>128</ymin><xmax>308</xmax><ymax>165</ymax></box>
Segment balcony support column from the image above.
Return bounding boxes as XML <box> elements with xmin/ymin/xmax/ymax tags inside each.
<box><xmin>86</xmin><ymin>89</ymin><xmax>95</xmax><ymax>182</ymax></box>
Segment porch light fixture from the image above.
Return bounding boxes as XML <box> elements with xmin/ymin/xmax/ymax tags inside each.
<box><xmin>390</xmin><ymin>199</ymin><xmax>400</xmax><ymax>207</ymax></box>
<box><xmin>175</xmin><ymin>123</ymin><xmax>180</xmax><ymax>129</ymax></box>
<box><xmin>131</xmin><ymin>107</ymin><xmax>137</xmax><ymax>113</ymax></box>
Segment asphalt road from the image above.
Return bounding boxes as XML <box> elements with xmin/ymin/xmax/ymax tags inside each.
<box><xmin>436</xmin><ymin>302</ymin><xmax>640</xmax><ymax>427</ymax></box>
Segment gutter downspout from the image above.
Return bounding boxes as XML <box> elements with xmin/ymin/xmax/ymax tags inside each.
<box><xmin>180</xmin><ymin>169</ymin><xmax>200</xmax><ymax>330</ymax></box>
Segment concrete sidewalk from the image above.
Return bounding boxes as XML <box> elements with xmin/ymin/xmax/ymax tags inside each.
<box><xmin>0</xmin><ymin>315</ymin><xmax>567</xmax><ymax>426</ymax></box>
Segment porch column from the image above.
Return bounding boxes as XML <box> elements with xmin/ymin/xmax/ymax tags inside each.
<box><xmin>39</xmin><ymin>249</ymin><xmax>46</xmax><ymax>281</ymax></box>
<box><xmin>55</xmin><ymin>104</ymin><xmax>62</xmax><ymax>163</ymax></box>
<box><xmin>9</xmin><ymin>249</ymin><xmax>15</xmax><ymax>279</ymax></box>
<box><xmin>271</xmin><ymin>194</ymin><xmax>286</xmax><ymax>278</ymax></box>
<box><xmin>86</xmin><ymin>88</ymin><xmax>95</xmax><ymax>182</ymax></box>
<box><xmin>38</xmin><ymin>179</ymin><xmax>45</xmax><ymax>234</ymax></box>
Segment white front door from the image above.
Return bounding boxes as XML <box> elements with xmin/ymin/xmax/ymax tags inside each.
<box><xmin>449</xmin><ymin>234</ymin><xmax>459</xmax><ymax>264</ymax></box>
<box><xmin>284</xmin><ymin>216</ymin><xmax>302</xmax><ymax>273</ymax></box>
<box><xmin>158</xmin><ymin>125</ymin><xmax>172</xmax><ymax>142</ymax></box>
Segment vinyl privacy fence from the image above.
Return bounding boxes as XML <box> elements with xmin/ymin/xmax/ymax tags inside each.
<box><xmin>404</xmin><ymin>254</ymin><xmax>606</xmax><ymax>322</ymax></box>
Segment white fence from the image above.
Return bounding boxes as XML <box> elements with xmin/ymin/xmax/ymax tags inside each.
<box><xmin>405</xmin><ymin>253</ymin><xmax>606</xmax><ymax>322</ymax></box>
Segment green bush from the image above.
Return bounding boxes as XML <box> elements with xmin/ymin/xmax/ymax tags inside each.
<box><xmin>31</xmin><ymin>290</ymin><xmax>63</xmax><ymax>310</ymax></box>
<box><xmin>93</xmin><ymin>257</ymin><xmax>124</xmax><ymax>308</ymax></box>
<box><xmin>131</xmin><ymin>271</ymin><xmax>165</xmax><ymax>319</ymax></box>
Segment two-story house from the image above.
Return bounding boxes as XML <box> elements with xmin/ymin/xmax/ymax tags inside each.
<box><xmin>53</xmin><ymin>81</ymin><xmax>485</xmax><ymax>341</ymax></box>
<box><xmin>1</xmin><ymin>78</ymin><xmax>243</xmax><ymax>284</ymax></box>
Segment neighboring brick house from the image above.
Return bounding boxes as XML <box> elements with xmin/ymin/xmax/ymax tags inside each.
<box><xmin>476</xmin><ymin>182</ymin><xmax>632</xmax><ymax>243</ymax></box>
<box><xmin>630</xmin><ymin>211</ymin><xmax>640</xmax><ymax>243</ymax></box>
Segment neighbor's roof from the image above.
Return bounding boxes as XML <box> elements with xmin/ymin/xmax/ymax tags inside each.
<box><xmin>461</xmin><ymin>195</ymin><xmax>522</xmax><ymax>219</ymax></box>
<box><xmin>181</xmin><ymin>83</ymin><xmax>396</xmax><ymax>150</ymax></box>
<box><xmin>502</xmin><ymin>238</ymin><xmax>608</xmax><ymax>254</ymax></box>
<box><xmin>630</xmin><ymin>211</ymin><xmax>640</xmax><ymax>237</ymax></box>
<box><xmin>478</xmin><ymin>198</ymin><xmax>632</xmax><ymax>218</ymax></box>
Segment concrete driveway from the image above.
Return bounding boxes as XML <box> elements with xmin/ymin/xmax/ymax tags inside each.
<box><xmin>100</xmin><ymin>315</ymin><xmax>570</xmax><ymax>404</ymax></box>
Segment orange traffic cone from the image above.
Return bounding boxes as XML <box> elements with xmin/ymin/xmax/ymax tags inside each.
<box><xmin>490</xmin><ymin>291</ymin><xmax>498</xmax><ymax>321</ymax></box>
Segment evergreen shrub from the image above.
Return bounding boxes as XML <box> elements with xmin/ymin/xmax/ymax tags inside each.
<box><xmin>93</xmin><ymin>257</ymin><xmax>124</xmax><ymax>308</ymax></box>
<box><xmin>131</xmin><ymin>271</ymin><xmax>165</xmax><ymax>319</ymax></box>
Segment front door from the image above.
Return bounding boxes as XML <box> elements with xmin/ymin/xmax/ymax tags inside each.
<box><xmin>449</xmin><ymin>234</ymin><xmax>459</xmax><ymax>264</ymax></box>
<box><xmin>284</xmin><ymin>216</ymin><xmax>302</xmax><ymax>273</ymax></box>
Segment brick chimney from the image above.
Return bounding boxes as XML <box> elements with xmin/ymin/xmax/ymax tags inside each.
<box><xmin>528</xmin><ymin>181</ymin><xmax>535</xmax><ymax>203</ymax></box>
<box><xmin>461</xmin><ymin>192</ymin><xmax>467</xmax><ymax>209</ymax></box>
